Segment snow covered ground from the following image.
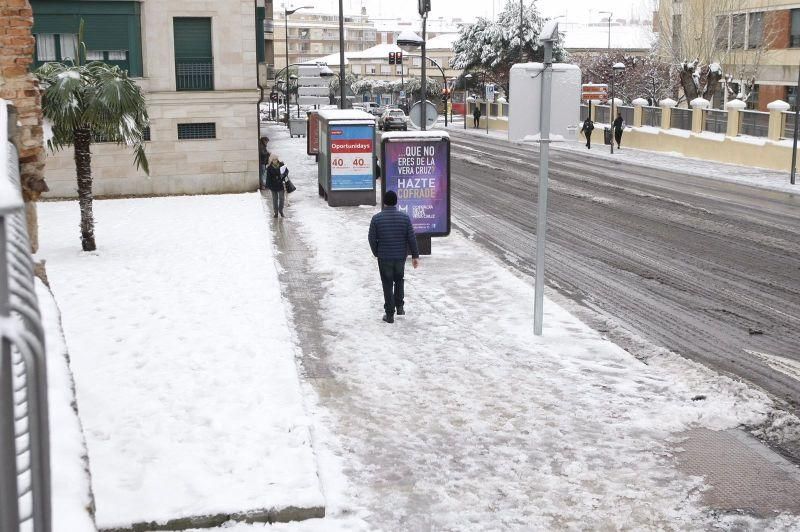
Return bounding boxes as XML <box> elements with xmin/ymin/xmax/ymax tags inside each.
<box><xmin>34</xmin><ymin>120</ymin><xmax>800</xmax><ymax>530</ymax></box>
<box><xmin>36</xmin><ymin>195</ymin><xmax>323</xmax><ymax>529</ymax></box>
<box><xmin>231</xmin><ymin>124</ymin><xmax>798</xmax><ymax>530</ymax></box>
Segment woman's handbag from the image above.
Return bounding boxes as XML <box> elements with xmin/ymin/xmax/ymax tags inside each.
<box><xmin>284</xmin><ymin>179</ymin><xmax>297</xmax><ymax>193</ymax></box>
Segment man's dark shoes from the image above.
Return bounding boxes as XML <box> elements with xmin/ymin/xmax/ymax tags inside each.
<box><xmin>396</xmin><ymin>306</ymin><xmax>405</xmax><ymax>315</ymax></box>
<box><xmin>382</xmin><ymin>313</ymin><xmax>394</xmax><ymax>324</ymax></box>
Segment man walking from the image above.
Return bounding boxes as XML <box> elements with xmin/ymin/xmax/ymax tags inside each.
<box><xmin>473</xmin><ymin>105</ymin><xmax>482</xmax><ymax>128</ymax></box>
<box><xmin>612</xmin><ymin>110</ymin><xmax>624</xmax><ymax>149</ymax></box>
<box><xmin>368</xmin><ymin>191</ymin><xmax>420</xmax><ymax>323</ymax></box>
<box><xmin>580</xmin><ymin>116</ymin><xmax>595</xmax><ymax>149</ymax></box>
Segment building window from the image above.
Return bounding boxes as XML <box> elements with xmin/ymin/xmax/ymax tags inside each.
<box><xmin>788</xmin><ymin>86</ymin><xmax>798</xmax><ymax>111</ymax></box>
<box><xmin>367</xmin><ymin>64</ymin><xmax>376</xmax><ymax>74</ymax></box>
<box><xmin>747</xmin><ymin>12</ymin><xmax>763</xmax><ymax>49</ymax></box>
<box><xmin>143</xmin><ymin>126</ymin><xmax>151</xmax><ymax>141</ymax></box>
<box><xmin>178</xmin><ymin>122</ymin><xmax>216</xmax><ymax>140</ymax></box>
<box><xmin>731</xmin><ymin>13</ymin><xmax>746</xmax><ymax>49</ymax></box>
<box><xmin>33</xmin><ymin>33</ymin><xmax>77</xmax><ymax>63</ymax></box>
<box><xmin>351</xmin><ymin>64</ymin><xmax>362</xmax><ymax>74</ymax></box>
<box><xmin>792</xmin><ymin>9</ymin><xmax>800</xmax><ymax>47</ymax></box>
<box><xmin>380</xmin><ymin>65</ymin><xmax>391</xmax><ymax>75</ymax></box>
<box><xmin>173</xmin><ymin>17</ymin><xmax>214</xmax><ymax>91</ymax></box>
<box><xmin>715</xmin><ymin>16</ymin><xmax>729</xmax><ymax>51</ymax></box>
<box><xmin>396</xmin><ymin>65</ymin><xmax>403</xmax><ymax>75</ymax></box>
<box><xmin>412</xmin><ymin>57</ymin><xmax>422</xmax><ymax>67</ymax></box>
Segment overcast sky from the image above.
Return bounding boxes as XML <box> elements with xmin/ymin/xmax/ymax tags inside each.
<box><xmin>290</xmin><ymin>0</ymin><xmax>656</xmax><ymax>24</ymax></box>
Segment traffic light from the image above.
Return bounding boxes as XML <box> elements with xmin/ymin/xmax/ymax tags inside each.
<box><xmin>396</xmin><ymin>52</ymin><xmax>403</xmax><ymax>64</ymax></box>
<box><xmin>389</xmin><ymin>52</ymin><xmax>396</xmax><ymax>65</ymax></box>
<box><xmin>418</xmin><ymin>0</ymin><xmax>431</xmax><ymax>16</ymax></box>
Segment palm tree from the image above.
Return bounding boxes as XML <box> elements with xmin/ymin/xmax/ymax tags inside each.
<box><xmin>35</xmin><ymin>61</ymin><xmax>149</xmax><ymax>251</ymax></box>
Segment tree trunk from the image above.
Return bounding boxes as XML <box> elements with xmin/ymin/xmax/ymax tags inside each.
<box><xmin>73</xmin><ymin>126</ymin><xmax>96</xmax><ymax>252</ymax></box>
<box><xmin>679</xmin><ymin>66</ymin><xmax>699</xmax><ymax>102</ymax></box>
<box><xmin>24</xmin><ymin>201</ymin><xmax>39</xmax><ymax>254</ymax></box>
<box><xmin>702</xmin><ymin>69</ymin><xmax>723</xmax><ymax>101</ymax></box>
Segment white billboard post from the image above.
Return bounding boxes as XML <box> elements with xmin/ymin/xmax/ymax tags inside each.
<box><xmin>533</xmin><ymin>21</ymin><xmax>560</xmax><ymax>336</ymax></box>
<box><xmin>297</xmin><ymin>64</ymin><xmax>329</xmax><ymax>112</ymax></box>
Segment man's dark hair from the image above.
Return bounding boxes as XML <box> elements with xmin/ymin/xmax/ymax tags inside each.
<box><xmin>383</xmin><ymin>190</ymin><xmax>398</xmax><ymax>206</ymax></box>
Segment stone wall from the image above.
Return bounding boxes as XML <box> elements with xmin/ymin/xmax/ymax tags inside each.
<box><xmin>0</xmin><ymin>0</ymin><xmax>47</xmax><ymax>202</ymax></box>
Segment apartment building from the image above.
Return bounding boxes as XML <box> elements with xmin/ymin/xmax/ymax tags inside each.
<box><xmin>272</xmin><ymin>11</ymin><xmax>376</xmax><ymax>70</ymax></box>
<box><xmin>657</xmin><ymin>0</ymin><xmax>800</xmax><ymax>111</ymax></box>
<box><xmin>31</xmin><ymin>0</ymin><xmax>259</xmax><ymax>197</ymax></box>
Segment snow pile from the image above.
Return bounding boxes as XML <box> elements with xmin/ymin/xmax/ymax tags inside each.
<box><xmin>37</xmin><ymin>281</ymin><xmax>97</xmax><ymax>532</ymax></box>
<box><xmin>37</xmin><ymin>195</ymin><xmax>323</xmax><ymax>529</ymax></box>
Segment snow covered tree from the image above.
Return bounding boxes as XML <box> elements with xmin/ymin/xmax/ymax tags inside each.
<box><xmin>655</xmin><ymin>0</ymin><xmax>777</xmax><ymax>105</ymax></box>
<box><xmin>36</xmin><ymin>60</ymin><xmax>148</xmax><ymax>252</ymax></box>
<box><xmin>450</xmin><ymin>1</ymin><xmax>566</xmax><ymax>92</ymax></box>
<box><xmin>327</xmin><ymin>72</ymin><xmax>358</xmax><ymax>105</ymax></box>
<box><xmin>402</xmin><ymin>77</ymin><xmax>442</xmax><ymax>99</ymax></box>
<box><xmin>575</xmin><ymin>52</ymin><xmax>673</xmax><ymax>105</ymax></box>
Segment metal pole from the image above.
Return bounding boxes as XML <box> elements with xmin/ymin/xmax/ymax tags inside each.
<box><xmin>339</xmin><ymin>0</ymin><xmax>346</xmax><ymax>109</ymax></box>
<box><xmin>519</xmin><ymin>0</ymin><xmax>524</xmax><ymax>62</ymax></box>
<box><xmin>533</xmin><ymin>40</ymin><xmax>554</xmax><ymax>336</ymax></box>
<box><xmin>284</xmin><ymin>10</ymin><xmax>290</xmax><ymax>126</ymax></box>
<box><xmin>0</xmin><ymin>217</ymin><xmax>20</xmax><ymax>532</ymax></box>
<box><xmin>463</xmin><ymin>74</ymin><xmax>467</xmax><ymax>130</ymax></box>
<box><xmin>610</xmin><ymin>71</ymin><xmax>615</xmax><ymax>154</ymax></box>
<box><xmin>421</xmin><ymin>13</ymin><xmax>428</xmax><ymax>131</ymax></box>
<box><xmin>791</xmin><ymin>64</ymin><xmax>800</xmax><ymax>185</ymax></box>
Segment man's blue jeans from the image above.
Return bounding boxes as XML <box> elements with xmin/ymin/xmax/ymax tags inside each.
<box><xmin>378</xmin><ymin>259</ymin><xmax>405</xmax><ymax>314</ymax></box>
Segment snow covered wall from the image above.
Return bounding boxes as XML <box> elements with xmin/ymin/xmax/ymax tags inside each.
<box><xmin>509</xmin><ymin>63</ymin><xmax>581</xmax><ymax>142</ymax></box>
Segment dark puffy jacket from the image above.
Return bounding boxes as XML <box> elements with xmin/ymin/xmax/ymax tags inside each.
<box><xmin>266</xmin><ymin>164</ymin><xmax>284</xmax><ymax>192</ymax></box>
<box><xmin>368</xmin><ymin>206</ymin><xmax>420</xmax><ymax>260</ymax></box>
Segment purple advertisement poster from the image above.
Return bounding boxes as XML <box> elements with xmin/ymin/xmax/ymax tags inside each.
<box><xmin>383</xmin><ymin>138</ymin><xmax>450</xmax><ymax>236</ymax></box>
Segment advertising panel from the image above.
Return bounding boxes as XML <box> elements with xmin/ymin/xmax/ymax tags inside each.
<box><xmin>382</xmin><ymin>137</ymin><xmax>450</xmax><ymax>237</ymax></box>
<box><xmin>307</xmin><ymin>111</ymin><xmax>320</xmax><ymax>155</ymax></box>
<box><xmin>329</xmin><ymin>124</ymin><xmax>374</xmax><ymax>190</ymax></box>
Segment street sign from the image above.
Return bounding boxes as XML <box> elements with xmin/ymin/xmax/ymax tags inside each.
<box><xmin>485</xmin><ymin>84</ymin><xmax>495</xmax><ymax>102</ymax></box>
<box><xmin>298</xmin><ymin>64</ymin><xmax>330</xmax><ymax>107</ymax></box>
<box><xmin>399</xmin><ymin>90</ymin><xmax>406</xmax><ymax>98</ymax></box>
<box><xmin>298</xmin><ymin>96</ymin><xmax>329</xmax><ymax>106</ymax></box>
<box><xmin>409</xmin><ymin>100</ymin><xmax>438</xmax><ymax>129</ymax></box>
<box><xmin>581</xmin><ymin>83</ymin><xmax>608</xmax><ymax>101</ymax></box>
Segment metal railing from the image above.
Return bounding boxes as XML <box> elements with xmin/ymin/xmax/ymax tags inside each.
<box><xmin>175</xmin><ymin>58</ymin><xmax>214</xmax><ymax>91</ymax></box>
<box><xmin>642</xmin><ymin>106</ymin><xmax>661</xmax><ymax>127</ymax></box>
<box><xmin>670</xmin><ymin>107</ymin><xmax>692</xmax><ymax>130</ymax></box>
<box><xmin>594</xmin><ymin>105</ymin><xmax>610</xmax><ymax>124</ymax></box>
<box><xmin>0</xmin><ymin>100</ymin><xmax>51</xmax><ymax>532</ymax></box>
<box><xmin>738</xmin><ymin>110</ymin><xmax>769</xmax><ymax>137</ymax></box>
<box><xmin>579</xmin><ymin>104</ymin><xmax>589</xmax><ymax>122</ymax></box>
<box><xmin>704</xmin><ymin>109</ymin><xmax>728</xmax><ymax>134</ymax></box>
<box><xmin>784</xmin><ymin>111</ymin><xmax>796</xmax><ymax>140</ymax></box>
<box><xmin>618</xmin><ymin>106</ymin><xmax>634</xmax><ymax>127</ymax></box>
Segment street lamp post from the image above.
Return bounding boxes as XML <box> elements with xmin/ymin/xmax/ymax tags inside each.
<box><xmin>291</xmin><ymin>74</ymin><xmax>300</xmax><ymax>117</ymax></box>
<box><xmin>463</xmin><ymin>73</ymin><xmax>472</xmax><ymax>129</ymax></box>
<box><xmin>610</xmin><ymin>62</ymin><xmax>625</xmax><ymax>154</ymax></box>
<box><xmin>598</xmin><ymin>11</ymin><xmax>612</xmax><ymax>52</ymax></box>
<box><xmin>284</xmin><ymin>5</ymin><xmax>314</xmax><ymax>125</ymax></box>
<box><xmin>338</xmin><ymin>0</ymin><xmax>346</xmax><ymax>108</ymax></box>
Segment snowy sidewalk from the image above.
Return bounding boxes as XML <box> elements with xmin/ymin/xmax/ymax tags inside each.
<box><xmin>447</xmin><ymin>123</ymin><xmax>798</xmax><ymax>194</ymax></box>
<box><xmin>259</xmin><ymin>122</ymin><xmax>800</xmax><ymax>530</ymax></box>
<box><xmin>37</xmin><ymin>195</ymin><xmax>324</xmax><ymax>529</ymax></box>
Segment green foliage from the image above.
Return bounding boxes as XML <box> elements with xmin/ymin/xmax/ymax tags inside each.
<box><xmin>35</xmin><ymin>61</ymin><xmax>150</xmax><ymax>174</ymax></box>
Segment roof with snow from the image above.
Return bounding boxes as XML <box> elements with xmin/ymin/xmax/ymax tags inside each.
<box><xmin>426</xmin><ymin>33</ymin><xmax>459</xmax><ymax>51</ymax></box>
<box><xmin>561</xmin><ymin>24</ymin><xmax>654</xmax><ymax>51</ymax></box>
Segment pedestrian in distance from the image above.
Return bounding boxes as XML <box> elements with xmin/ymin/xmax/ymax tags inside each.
<box><xmin>580</xmin><ymin>117</ymin><xmax>595</xmax><ymax>149</ymax></box>
<box><xmin>612</xmin><ymin>111</ymin><xmax>624</xmax><ymax>149</ymax></box>
<box><xmin>473</xmin><ymin>105</ymin><xmax>482</xmax><ymax>128</ymax></box>
<box><xmin>368</xmin><ymin>191</ymin><xmax>420</xmax><ymax>324</ymax></box>
<box><xmin>258</xmin><ymin>137</ymin><xmax>270</xmax><ymax>190</ymax></box>
<box><xmin>266</xmin><ymin>154</ymin><xmax>287</xmax><ymax>218</ymax></box>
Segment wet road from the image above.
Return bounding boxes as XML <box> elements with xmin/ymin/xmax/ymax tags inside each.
<box><xmin>446</xmin><ymin>129</ymin><xmax>800</xmax><ymax>416</ymax></box>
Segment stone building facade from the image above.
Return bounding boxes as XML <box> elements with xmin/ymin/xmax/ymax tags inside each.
<box><xmin>31</xmin><ymin>0</ymin><xmax>260</xmax><ymax>198</ymax></box>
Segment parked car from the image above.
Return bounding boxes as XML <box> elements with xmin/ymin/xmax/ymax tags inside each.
<box><xmin>379</xmin><ymin>108</ymin><xmax>408</xmax><ymax>131</ymax></box>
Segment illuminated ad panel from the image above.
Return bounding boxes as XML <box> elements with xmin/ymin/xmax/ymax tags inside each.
<box><xmin>329</xmin><ymin>124</ymin><xmax>374</xmax><ymax>190</ymax></box>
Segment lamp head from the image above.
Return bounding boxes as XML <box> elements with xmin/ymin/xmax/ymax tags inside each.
<box><xmin>286</xmin><ymin>5</ymin><xmax>314</xmax><ymax>15</ymax></box>
<box><xmin>538</xmin><ymin>20</ymin><xmax>560</xmax><ymax>44</ymax></box>
<box><xmin>612</xmin><ymin>62</ymin><xmax>626</xmax><ymax>72</ymax></box>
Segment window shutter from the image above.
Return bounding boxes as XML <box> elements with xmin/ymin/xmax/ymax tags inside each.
<box><xmin>173</xmin><ymin>18</ymin><xmax>212</xmax><ymax>59</ymax></box>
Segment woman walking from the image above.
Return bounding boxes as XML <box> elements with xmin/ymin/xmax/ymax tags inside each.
<box><xmin>266</xmin><ymin>155</ymin><xmax>287</xmax><ymax>218</ymax></box>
